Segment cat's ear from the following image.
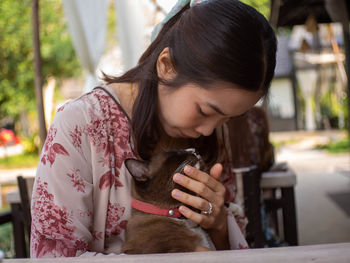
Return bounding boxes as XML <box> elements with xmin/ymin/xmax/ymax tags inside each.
<box><xmin>125</xmin><ymin>158</ymin><xmax>150</xmax><ymax>182</ymax></box>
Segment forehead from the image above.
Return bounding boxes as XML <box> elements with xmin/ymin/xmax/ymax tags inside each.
<box><xmin>197</xmin><ymin>82</ymin><xmax>262</xmax><ymax>116</ymax></box>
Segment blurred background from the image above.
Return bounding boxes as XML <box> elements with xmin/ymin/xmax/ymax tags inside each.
<box><xmin>0</xmin><ymin>0</ymin><xmax>349</xmax><ymax>258</ymax></box>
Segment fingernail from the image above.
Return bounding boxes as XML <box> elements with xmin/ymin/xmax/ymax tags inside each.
<box><xmin>179</xmin><ymin>206</ymin><xmax>188</xmax><ymax>213</ymax></box>
<box><xmin>172</xmin><ymin>189</ymin><xmax>181</xmax><ymax>198</ymax></box>
<box><xmin>184</xmin><ymin>166</ymin><xmax>193</xmax><ymax>174</ymax></box>
<box><xmin>174</xmin><ymin>174</ymin><xmax>183</xmax><ymax>183</ymax></box>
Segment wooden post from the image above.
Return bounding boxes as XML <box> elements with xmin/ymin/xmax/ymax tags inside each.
<box><xmin>31</xmin><ymin>0</ymin><xmax>47</xmax><ymax>147</ymax></box>
<box><xmin>290</xmin><ymin>50</ymin><xmax>300</xmax><ymax>130</ymax></box>
<box><xmin>342</xmin><ymin>25</ymin><xmax>350</xmax><ymax>140</ymax></box>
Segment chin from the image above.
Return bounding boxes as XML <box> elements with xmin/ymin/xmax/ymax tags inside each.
<box><xmin>166</xmin><ymin>128</ymin><xmax>186</xmax><ymax>139</ymax></box>
<box><xmin>162</xmin><ymin>125</ymin><xmax>177</xmax><ymax>138</ymax></box>
<box><xmin>164</xmin><ymin>124</ymin><xmax>196</xmax><ymax>139</ymax></box>
<box><xmin>178</xmin><ymin>130</ymin><xmax>198</xmax><ymax>139</ymax></box>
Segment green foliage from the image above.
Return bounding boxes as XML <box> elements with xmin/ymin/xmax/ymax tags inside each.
<box><xmin>0</xmin><ymin>152</ymin><xmax>40</xmax><ymax>169</ymax></box>
<box><xmin>0</xmin><ymin>0</ymin><xmax>81</xmax><ymax>122</ymax></box>
<box><xmin>240</xmin><ymin>0</ymin><xmax>270</xmax><ymax>18</ymax></box>
<box><xmin>106</xmin><ymin>1</ymin><xmax>117</xmax><ymax>47</ymax></box>
<box><xmin>271</xmin><ymin>138</ymin><xmax>299</xmax><ymax>148</ymax></box>
<box><xmin>0</xmin><ymin>222</ymin><xmax>14</xmax><ymax>258</ymax></box>
<box><xmin>341</xmin><ymin>95</ymin><xmax>348</xmax><ymax>129</ymax></box>
<box><xmin>320</xmin><ymin>87</ymin><xmax>342</xmax><ymax>117</ymax></box>
<box><xmin>316</xmin><ymin>136</ymin><xmax>349</xmax><ymax>154</ymax></box>
<box><xmin>0</xmin><ymin>1</ymin><xmax>33</xmax><ymax>119</ymax></box>
<box><xmin>319</xmin><ymin>82</ymin><xmax>347</xmax><ymax>129</ymax></box>
<box><xmin>21</xmin><ymin>133</ymin><xmax>40</xmax><ymax>154</ymax></box>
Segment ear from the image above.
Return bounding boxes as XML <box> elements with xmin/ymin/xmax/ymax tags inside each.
<box><xmin>124</xmin><ymin>158</ymin><xmax>150</xmax><ymax>183</ymax></box>
<box><xmin>156</xmin><ymin>47</ymin><xmax>177</xmax><ymax>81</ymax></box>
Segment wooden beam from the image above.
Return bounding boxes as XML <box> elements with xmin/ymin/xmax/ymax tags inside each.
<box><xmin>31</xmin><ymin>0</ymin><xmax>47</xmax><ymax>148</ymax></box>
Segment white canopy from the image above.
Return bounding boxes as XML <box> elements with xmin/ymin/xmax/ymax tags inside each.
<box><xmin>62</xmin><ymin>0</ymin><xmax>148</xmax><ymax>93</ymax></box>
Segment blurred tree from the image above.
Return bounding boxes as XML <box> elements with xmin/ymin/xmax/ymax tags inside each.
<box><xmin>0</xmin><ymin>0</ymin><xmax>81</xmax><ymax>131</ymax></box>
<box><xmin>320</xmin><ymin>87</ymin><xmax>346</xmax><ymax>129</ymax></box>
<box><xmin>241</xmin><ymin>0</ymin><xmax>270</xmax><ymax>18</ymax></box>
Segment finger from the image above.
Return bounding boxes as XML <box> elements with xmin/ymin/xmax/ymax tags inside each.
<box><xmin>183</xmin><ymin>165</ymin><xmax>222</xmax><ymax>192</ymax></box>
<box><xmin>209</xmin><ymin>163</ymin><xmax>226</xmax><ymax>195</ymax></box>
<box><xmin>178</xmin><ymin>205</ymin><xmax>212</xmax><ymax>229</ymax></box>
<box><xmin>173</xmin><ymin>173</ymin><xmax>217</xmax><ymax>201</ymax></box>
<box><xmin>210</xmin><ymin>163</ymin><xmax>223</xmax><ymax>181</ymax></box>
<box><xmin>171</xmin><ymin>188</ymin><xmax>213</xmax><ymax>212</ymax></box>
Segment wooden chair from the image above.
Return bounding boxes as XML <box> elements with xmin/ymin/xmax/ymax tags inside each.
<box><xmin>17</xmin><ymin>176</ymin><xmax>34</xmax><ymax>239</ymax></box>
<box><xmin>232</xmin><ymin>162</ymin><xmax>298</xmax><ymax>248</ymax></box>
<box><xmin>232</xmin><ymin>166</ymin><xmax>264</xmax><ymax>248</ymax></box>
<box><xmin>12</xmin><ymin>175</ymin><xmax>35</xmax><ymax>258</ymax></box>
<box><xmin>261</xmin><ymin>163</ymin><xmax>298</xmax><ymax>246</ymax></box>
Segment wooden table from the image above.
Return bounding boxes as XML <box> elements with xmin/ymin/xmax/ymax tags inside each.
<box><xmin>3</xmin><ymin>243</ymin><xmax>350</xmax><ymax>263</ymax></box>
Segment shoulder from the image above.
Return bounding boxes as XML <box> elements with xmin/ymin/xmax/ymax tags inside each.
<box><xmin>55</xmin><ymin>88</ymin><xmax>127</xmax><ymax>122</ymax></box>
<box><xmin>50</xmin><ymin>88</ymin><xmax>131</xmax><ymax>154</ymax></box>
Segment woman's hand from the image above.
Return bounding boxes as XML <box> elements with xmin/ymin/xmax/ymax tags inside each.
<box><xmin>171</xmin><ymin>163</ymin><xmax>229</xmax><ymax>249</ymax></box>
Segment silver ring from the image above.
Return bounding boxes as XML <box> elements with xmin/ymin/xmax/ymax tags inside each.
<box><xmin>202</xmin><ymin>202</ymin><xmax>213</xmax><ymax>215</ymax></box>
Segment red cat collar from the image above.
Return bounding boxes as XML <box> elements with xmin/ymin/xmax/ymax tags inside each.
<box><xmin>131</xmin><ymin>199</ymin><xmax>182</xmax><ymax>218</ymax></box>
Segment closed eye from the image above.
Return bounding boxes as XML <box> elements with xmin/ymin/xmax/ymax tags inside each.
<box><xmin>235</xmin><ymin>111</ymin><xmax>248</xmax><ymax>119</ymax></box>
<box><xmin>197</xmin><ymin>104</ymin><xmax>209</xmax><ymax>117</ymax></box>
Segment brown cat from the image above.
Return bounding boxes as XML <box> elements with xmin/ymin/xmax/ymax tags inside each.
<box><xmin>122</xmin><ymin>149</ymin><xmax>215</xmax><ymax>254</ymax></box>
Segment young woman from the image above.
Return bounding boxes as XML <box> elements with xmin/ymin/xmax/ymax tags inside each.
<box><xmin>30</xmin><ymin>0</ymin><xmax>276</xmax><ymax>257</ymax></box>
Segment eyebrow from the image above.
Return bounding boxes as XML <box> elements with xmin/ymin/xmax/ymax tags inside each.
<box><xmin>206</xmin><ymin>103</ymin><xmax>228</xmax><ymax>116</ymax></box>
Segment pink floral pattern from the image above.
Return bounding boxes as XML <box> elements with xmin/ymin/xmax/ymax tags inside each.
<box><xmin>57</xmin><ymin>105</ymin><xmax>65</xmax><ymax>112</ymax></box>
<box><xmin>41</xmin><ymin>126</ymin><xmax>69</xmax><ymax>166</ymax></box>
<box><xmin>31</xmin><ymin>179</ymin><xmax>88</xmax><ymax>257</ymax></box>
<box><xmin>105</xmin><ymin>202</ymin><xmax>128</xmax><ymax>238</ymax></box>
<box><xmin>92</xmin><ymin>231</ymin><xmax>103</xmax><ymax>241</ymax></box>
<box><xmin>66</xmin><ymin>169</ymin><xmax>86</xmax><ymax>193</ymax></box>
<box><xmin>222</xmin><ymin>163</ymin><xmax>237</xmax><ymax>203</ymax></box>
<box><xmin>99</xmin><ymin>170</ymin><xmax>123</xmax><ymax>190</ymax></box>
<box><xmin>69</xmin><ymin>125</ymin><xmax>85</xmax><ymax>153</ymax></box>
<box><xmin>85</xmin><ymin>91</ymin><xmax>134</xmax><ymax>190</ymax></box>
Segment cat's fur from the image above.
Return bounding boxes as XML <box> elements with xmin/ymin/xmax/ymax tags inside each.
<box><xmin>122</xmin><ymin>149</ymin><xmax>212</xmax><ymax>254</ymax></box>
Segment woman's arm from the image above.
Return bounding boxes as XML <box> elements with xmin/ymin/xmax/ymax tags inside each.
<box><xmin>207</xmin><ymin>211</ymin><xmax>229</xmax><ymax>250</ymax></box>
<box><xmin>31</xmin><ymin>102</ymin><xmax>94</xmax><ymax>257</ymax></box>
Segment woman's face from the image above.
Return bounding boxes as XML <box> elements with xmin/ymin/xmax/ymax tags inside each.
<box><xmin>157</xmin><ymin>82</ymin><xmax>262</xmax><ymax>139</ymax></box>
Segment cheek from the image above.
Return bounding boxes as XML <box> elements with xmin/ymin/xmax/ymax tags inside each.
<box><xmin>165</xmin><ymin>104</ymin><xmax>200</xmax><ymax>128</ymax></box>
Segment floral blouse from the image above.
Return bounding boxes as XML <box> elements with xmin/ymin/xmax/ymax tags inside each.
<box><xmin>30</xmin><ymin>86</ymin><xmax>248</xmax><ymax>258</ymax></box>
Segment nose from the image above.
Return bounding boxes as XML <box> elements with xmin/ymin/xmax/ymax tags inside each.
<box><xmin>195</xmin><ymin>122</ymin><xmax>216</xmax><ymax>137</ymax></box>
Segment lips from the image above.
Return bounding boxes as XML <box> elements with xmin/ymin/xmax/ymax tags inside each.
<box><xmin>178</xmin><ymin>130</ymin><xmax>199</xmax><ymax>139</ymax></box>
<box><xmin>178</xmin><ymin>130</ymin><xmax>190</xmax><ymax>138</ymax></box>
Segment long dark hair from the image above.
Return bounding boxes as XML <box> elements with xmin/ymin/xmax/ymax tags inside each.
<box><xmin>103</xmin><ymin>0</ymin><xmax>277</xmax><ymax>162</ymax></box>
<box><xmin>228</xmin><ymin>107</ymin><xmax>274</xmax><ymax>172</ymax></box>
